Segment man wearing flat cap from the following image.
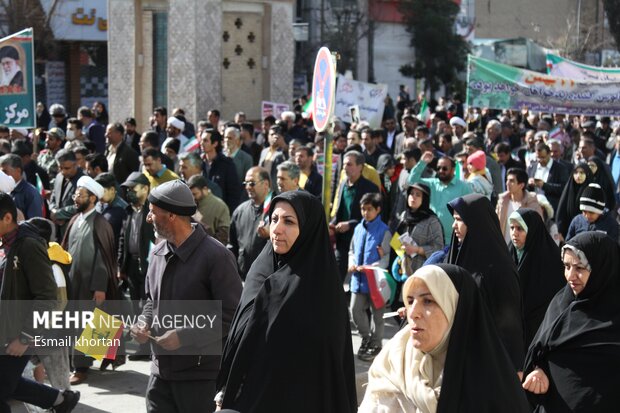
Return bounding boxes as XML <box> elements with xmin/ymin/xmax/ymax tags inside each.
<box><xmin>61</xmin><ymin>176</ymin><xmax>118</xmax><ymax>385</ymax></box>
<box><xmin>118</xmin><ymin>172</ymin><xmax>155</xmax><ymax>360</ymax></box>
<box><xmin>0</xmin><ymin>45</ymin><xmax>23</xmax><ymax>91</ymax></box>
<box><xmin>132</xmin><ymin>180</ymin><xmax>242</xmax><ymax>412</ymax></box>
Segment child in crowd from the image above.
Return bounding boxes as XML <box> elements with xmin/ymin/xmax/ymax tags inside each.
<box><xmin>566</xmin><ymin>183</ymin><xmax>619</xmax><ymax>242</ymax></box>
<box><xmin>466</xmin><ymin>150</ymin><xmax>493</xmax><ymax>199</ymax></box>
<box><xmin>348</xmin><ymin>193</ymin><xmax>391</xmax><ymax>362</ymax></box>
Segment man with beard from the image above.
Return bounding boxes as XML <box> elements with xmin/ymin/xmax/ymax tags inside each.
<box><xmin>131</xmin><ymin>180</ymin><xmax>241</xmax><ymax>412</ymax></box>
<box><xmin>61</xmin><ymin>176</ymin><xmax>118</xmax><ymax>385</ymax></box>
<box><xmin>118</xmin><ymin>172</ymin><xmax>155</xmax><ymax>361</ymax></box>
<box><xmin>407</xmin><ymin>151</ymin><xmax>472</xmax><ymax>244</ymax></box>
<box><xmin>393</xmin><ymin>114</ymin><xmax>417</xmax><ymax>157</ymax></box>
<box><xmin>187</xmin><ymin>174</ymin><xmax>230</xmax><ymax>244</ymax></box>
<box><xmin>0</xmin><ymin>45</ymin><xmax>23</xmax><ymax>91</ymax></box>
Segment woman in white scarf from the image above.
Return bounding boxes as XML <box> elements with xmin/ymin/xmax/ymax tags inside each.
<box><xmin>359</xmin><ymin>264</ymin><xmax>530</xmax><ymax>413</ymax></box>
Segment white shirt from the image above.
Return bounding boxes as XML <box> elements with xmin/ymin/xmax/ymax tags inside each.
<box><xmin>534</xmin><ymin>159</ymin><xmax>554</xmax><ymax>182</ymax></box>
<box><xmin>386</xmin><ymin>130</ymin><xmax>396</xmax><ymax>149</ymax></box>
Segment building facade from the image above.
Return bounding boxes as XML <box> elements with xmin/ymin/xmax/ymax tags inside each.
<box><xmin>108</xmin><ymin>0</ymin><xmax>295</xmax><ymax>129</ymax></box>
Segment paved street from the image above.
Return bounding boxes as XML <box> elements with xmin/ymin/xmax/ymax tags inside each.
<box><xmin>12</xmin><ymin>317</ymin><xmax>402</xmax><ymax>412</ymax></box>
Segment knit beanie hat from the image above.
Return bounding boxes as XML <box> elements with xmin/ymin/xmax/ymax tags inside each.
<box><xmin>467</xmin><ymin>150</ymin><xmax>486</xmax><ymax>171</ymax></box>
<box><xmin>579</xmin><ymin>183</ymin><xmax>605</xmax><ymax>214</ymax></box>
<box><xmin>148</xmin><ymin>179</ymin><xmax>197</xmax><ymax>216</ymax></box>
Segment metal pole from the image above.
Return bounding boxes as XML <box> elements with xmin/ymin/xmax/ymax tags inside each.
<box><xmin>576</xmin><ymin>0</ymin><xmax>581</xmax><ymax>46</ymax></box>
<box><xmin>321</xmin><ymin>52</ymin><xmax>339</xmax><ymax>219</ymax></box>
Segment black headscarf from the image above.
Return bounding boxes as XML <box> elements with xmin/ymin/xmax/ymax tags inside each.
<box><xmin>401</xmin><ymin>183</ymin><xmax>435</xmax><ymax>227</ymax></box>
<box><xmin>587</xmin><ymin>156</ymin><xmax>616</xmax><ymax>210</ymax></box>
<box><xmin>435</xmin><ymin>264</ymin><xmax>530</xmax><ymax>413</ymax></box>
<box><xmin>507</xmin><ymin>208</ymin><xmax>565</xmax><ymax>346</ymax></box>
<box><xmin>524</xmin><ymin>232</ymin><xmax>620</xmax><ymax>413</ymax></box>
<box><xmin>217</xmin><ymin>190</ymin><xmax>357</xmax><ymax>413</ymax></box>
<box><xmin>446</xmin><ymin>193</ymin><xmax>525</xmax><ymax>370</ymax></box>
<box><xmin>556</xmin><ymin>162</ymin><xmax>593</xmax><ymax>237</ymax></box>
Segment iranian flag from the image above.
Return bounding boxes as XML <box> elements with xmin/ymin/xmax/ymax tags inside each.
<box><xmin>362</xmin><ymin>266</ymin><xmax>397</xmax><ymax>309</ymax></box>
<box><xmin>302</xmin><ymin>97</ymin><xmax>313</xmax><ymax>120</ymax></box>
<box><xmin>548</xmin><ymin>125</ymin><xmax>562</xmax><ymax>141</ymax></box>
<box><xmin>418</xmin><ymin>98</ymin><xmax>431</xmax><ymax>127</ymax></box>
<box><xmin>182</xmin><ymin>136</ymin><xmax>200</xmax><ymax>154</ymax></box>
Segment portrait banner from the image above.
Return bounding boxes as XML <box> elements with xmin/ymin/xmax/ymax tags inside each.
<box><xmin>334</xmin><ymin>75</ymin><xmax>388</xmax><ymax>128</ymax></box>
<box><xmin>467</xmin><ymin>55</ymin><xmax>620</xmax><ymax>116</ymax></box>
<box><xmin>261</xmin><ymin>101</ymin><xmax>289</xmax><ymax>120</ymax></box>
<box><xmin>546</xmin><ymin>53</ymin><xmax>620</xmax><ymax>82</ymax></box>
<box><xmin>0</xmin><ymin>28</ymin><xmax>35</xmax><ymax>127</ymax></box>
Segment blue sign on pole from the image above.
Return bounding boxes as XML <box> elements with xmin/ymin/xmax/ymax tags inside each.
<box><xmin>312</xmin><ymin>47</ymin><xmax>336</xmax><ymax>133</ymax></box>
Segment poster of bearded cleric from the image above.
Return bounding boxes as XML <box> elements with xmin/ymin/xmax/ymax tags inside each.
<box><xmin>0</xmin><ymin>28</ymin><xmax>35</xmax><ymax>128</ymax></box>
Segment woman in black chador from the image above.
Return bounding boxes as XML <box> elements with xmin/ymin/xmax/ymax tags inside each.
<box><xmin>523</xmin><ymin>232</ymin><xmax>620</xmax><ymax>413</ymax></box>
<box><xmin>216</xmin><ymin>190</ymin><xmax>356</xmax><ymax>413</ymax></box>
<box><xmin>507</xmin><ymin>208</ymin><xmax>565</xmax><ymax>346</ymax></box>
<box><xmin>446</xmin><ymin>193</ymin><xmax>524</xmax><ymax>371</ymax></box>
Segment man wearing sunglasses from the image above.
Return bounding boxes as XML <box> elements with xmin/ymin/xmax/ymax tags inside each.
<box><xmin>407</xmin><ymin>151</ymin><xmax>472</xmax><ymax>244</ymax></box>
<box><xmin>228</xmin><ymin>167</ymin><xmax>272</xmax><ymax>280</ymax></box>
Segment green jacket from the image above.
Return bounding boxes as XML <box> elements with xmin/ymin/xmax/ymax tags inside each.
<box><xmin>0</xmin><ymin>222</ymin><xmax>58</xmax><ymax>344</ymax></box>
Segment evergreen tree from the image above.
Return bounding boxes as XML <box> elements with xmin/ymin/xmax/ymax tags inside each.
<box><xmin>399</xmin><ymin>0</ymin><xmax>469</xmax><ymax>96</ymax></box>
<box><xmin>603</xmin><ymin>0</ymin><xmax>620</xmax><ymax>52</ymax></box>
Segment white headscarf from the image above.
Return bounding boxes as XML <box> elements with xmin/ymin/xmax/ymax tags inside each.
<box><xmin>359</xmin><ymin>265</ymin><xmax>459</xmax><ymax>413</ymax></box>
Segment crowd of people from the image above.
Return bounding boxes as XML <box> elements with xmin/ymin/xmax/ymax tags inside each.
<box><xmin>0</xmin><ymin>94</ymin><xmax>619</xmax><ymax>413</ymax></box>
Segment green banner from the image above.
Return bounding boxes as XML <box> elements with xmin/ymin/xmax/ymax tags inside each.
<box><xmin>0</xmin><ymin>28</ymin><xmax>35</xmax><ymax>128</ymax></box>
<box><xmin>467</xmin><ymin>55</ymin><xmax>620</xmax><ymax>116</ymax></box>
<box><xmin>546</xmin><ymin>53</ymin><xmax>620</xmax><ymax>82</ymax></box>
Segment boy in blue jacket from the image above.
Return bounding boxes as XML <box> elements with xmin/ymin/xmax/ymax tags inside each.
<box><xmin>348</xmin><ymin>192</ymin><xmax>391</xmax><ymax>361</ymax></box>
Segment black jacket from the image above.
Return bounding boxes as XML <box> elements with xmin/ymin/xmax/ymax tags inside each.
<box><xmin>302</xmin><ymin>167</ymin><xmax>323</xmax><ymax>198</ymax></box>
<box><xmin>118</xmin><ymin>201</ymin><xmax>155</xmax><ymax>276</ymax></box>
<box><xmin>208</xmin><ymin>152</ymin><xmax>242</xmax><ymax>213</ymax></box>
<box><xmin>0</xmin><ymin>223</ymin><xmax>57</xmax><ymax>344</ymax></box>
<box><xmin>142</xmin><ymin>224</ymin><xmax>242</xmax><ymax>380</ymax></box>
<box><xmin>331</xmin><ymin>176</ymin><xmax>380</xmax><ymax>230</ymax></box>
<box><xmin>108</xmin><ymin>141</ymin><xmax>140</xmax><ymax>185</ymax></box>
<box><xmin>527</xmin><ymin>160</ymin><xmax>569</xmax><ymax>211</ymax></box>
<box><xmin>24</xmin><ymin>161</ymin><xmax>50</xmax><ymax>190</ymax></box>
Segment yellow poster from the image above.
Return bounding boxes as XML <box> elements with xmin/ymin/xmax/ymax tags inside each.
<box><xmin>74</xmin><ymin>307</ymin><xmax>123</xmax><ymax>361</ymax></box>
<box><xmin>390</xmin><ymin>232</ymin><xmax>404</xmax><ymax>258</ymax></box>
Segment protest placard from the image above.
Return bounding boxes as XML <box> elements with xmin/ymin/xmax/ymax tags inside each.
<box><xmin>334</xmin><ymin>75</ymin><xmax>388</xmax><ymax>128</ymax></box>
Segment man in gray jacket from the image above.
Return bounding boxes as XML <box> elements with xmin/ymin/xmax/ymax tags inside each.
<box><xmin>132</xmin><ymin>180</ymin><xmax>242</xmax><ymax>413</ymax></box>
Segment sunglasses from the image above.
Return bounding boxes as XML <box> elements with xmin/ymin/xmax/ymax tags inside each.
<box><xmin>437</xmin><ymin>166</ymin><xmax>450</xmax><ymax>171</ymax></box>
<box><xmin>243</xmin><ymin>180</ymin><xmax>263</xmax><ymax>187</ymax></box>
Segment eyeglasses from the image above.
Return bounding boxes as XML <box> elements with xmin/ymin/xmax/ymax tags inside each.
<box><xmin>72</xmin><ymin>193</ymin><xmax>89</xmax><ymax>200</ymax></box>
<box><xmin>437</xmin><ymin>166</ymin><xmax>450</xmax><ymax>171</ymax></box>
<box><xmin>243</xmin><ymin>180</ymin><xmax>263</xmax><ymax>187</ymax></box>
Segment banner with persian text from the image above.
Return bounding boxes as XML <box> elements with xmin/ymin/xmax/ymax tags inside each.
<box><xmin>467</xmin><ymin>55</ymin><xmax>620</xmax><ymax>116</ymax></box>
<box><xmin>334</xmin><ymin>75</ymin><xmax>387</xmax><ymax>128</ymax></box>
<box><xmin>546</xmin><ymin>53</ymin><xmax>620</xmax><ymax>82</ymax></box>
<box><xmin>0</xmin><ymin>28</ymin><xmax>35</xmax><ymax>127</ymax></box>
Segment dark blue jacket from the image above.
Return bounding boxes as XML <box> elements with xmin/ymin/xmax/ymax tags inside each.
<box><xmin>566</xmin><ymin>212</ymin><xmax>619</xmax><ymax>243</ymax></box>
<box><xmin>12</xmin><ymin>178</ymin><xmax>43</xmax><ymax>219</ymax></box>
<box><xmin>98</xmin><ymin>195</ymin><xmax>128</xmax><ymax>248</ymax></box>
<box><xmin>350</xmin><ymin>217</ymin><xmax>389</xmax><ymax>294</ymax></box>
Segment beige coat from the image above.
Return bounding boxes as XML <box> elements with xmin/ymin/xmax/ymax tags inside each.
<box><xmin>496</xmin><ymin>190</ymin><xmax>543</xmax><ymax>238</ymax></box>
